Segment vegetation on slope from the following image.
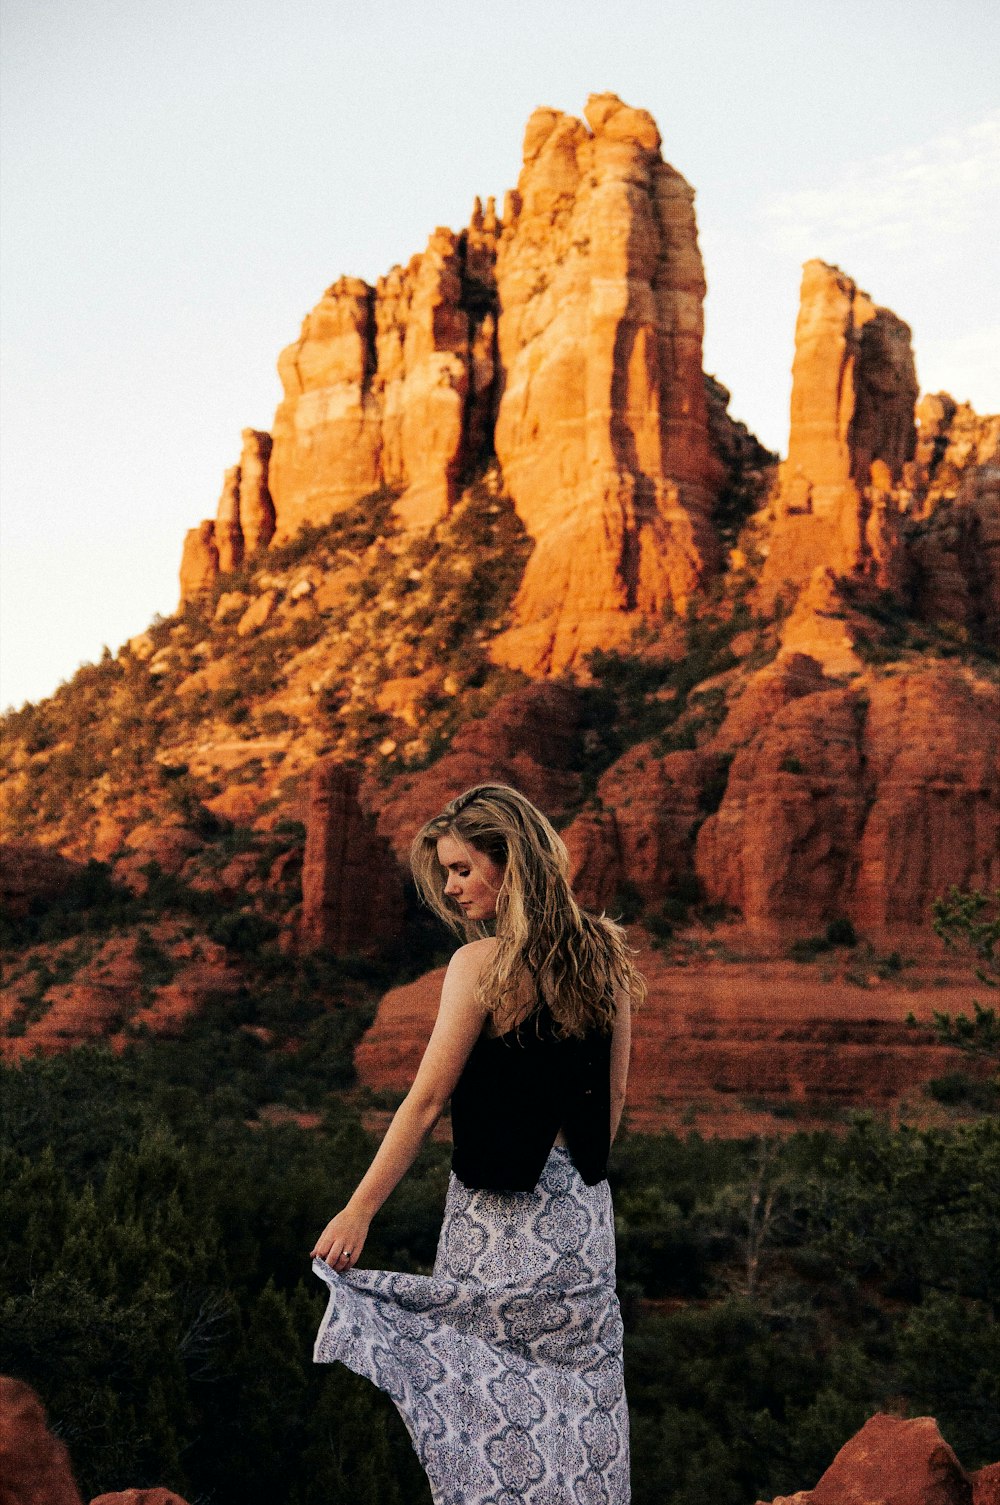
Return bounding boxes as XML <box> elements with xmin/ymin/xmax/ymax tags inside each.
<box><xmin>0</xmin><ymin>475</ymin><xmax>531</xmax><ymax>851</ymax></box>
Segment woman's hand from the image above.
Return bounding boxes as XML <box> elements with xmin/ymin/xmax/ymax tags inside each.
<box><xmin>311</xmin><ymin>1205</ymin><xmax>370</xmax><ymax>1272</ymax></box>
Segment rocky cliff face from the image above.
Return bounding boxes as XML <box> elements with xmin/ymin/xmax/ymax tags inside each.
<box><xmin>905</xmin><ymin>394</ymin><xmax>1000</xmax><ymax>640</ymax></box>
<box><xmin>756</xmin><ymin>260</ymin><xmax>998</xmax><ymax>643</ymax></box>
<box><xmin>179</xmin><ymin>93</ymin><xmax>724</xmax><ymax>670</ymax></box>
<box><xmin>696</xmin><ymin>663</ymin><xmax>999</xmax><ymax>944</ymax></box>
<box><xmin>489</xmin><ymin>92</ymin><xmax>722</xmax><ymax>672</ymax></box>
<box><xmin>268</xmin><ymin>214</ymin><xmax>492</xmax><ymax>539</ymax></box>
<box><xmin>300</xmin><ymin>762</ymin><xmax>404</xmax><ymax>952</ymax></box>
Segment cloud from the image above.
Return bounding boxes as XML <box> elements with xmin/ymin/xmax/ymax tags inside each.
<box><xmin>761</xmin><ymin>112</ymin><xmax>1000</xmax><ymax>261</ymax></box>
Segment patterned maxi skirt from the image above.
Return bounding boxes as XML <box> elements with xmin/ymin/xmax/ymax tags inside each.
<box><xmin>312</xmin><ymin>1144</ymin><xmax>630</xmax><ymax>1504</ymax></box>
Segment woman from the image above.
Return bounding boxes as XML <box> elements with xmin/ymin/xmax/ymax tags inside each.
<box><xmin>310</xmin><ymin>783</ymin><xmax>644</xmax><ymax>1505</ymax></box>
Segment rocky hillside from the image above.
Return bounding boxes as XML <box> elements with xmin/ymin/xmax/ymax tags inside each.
<box><xmin>1</xmin><ymin>93</ymin><xmax>997</xmax><ymax>1096</ymax></box>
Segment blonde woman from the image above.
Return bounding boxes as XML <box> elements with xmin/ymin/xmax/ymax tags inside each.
<box><xmin>311</xmin><ymin>783</ymin><xmax>643</xmax><ymax>1504</ymax></box>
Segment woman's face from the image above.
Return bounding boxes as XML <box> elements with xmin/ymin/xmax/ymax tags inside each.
<box><xmin>437</xmin><ymin>833</ymin><xmax>504</xmax><ymax>921</ymax></box>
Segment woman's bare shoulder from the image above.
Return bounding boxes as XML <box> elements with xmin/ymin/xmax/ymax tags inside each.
<box><xmin>447</xmin><ymin>936</ymin><xmax>498</xmax><ymax>972</ymax></box>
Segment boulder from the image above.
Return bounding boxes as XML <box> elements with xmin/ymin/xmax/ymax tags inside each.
<box><xmin>91</xmin><ymin>1490</ymin><xmax>190</xmax><ymax>1504</ymax></box>
<box><xmin>756</xmin><ymin>1413</ymin><xmax>974</xmax><ymax>1505</ymax></box>
<box><xmin>0</xmin><ymin>1375</ymin><xmax>83</xmax><ymax>1505</ymax></box>
<box><xmin>971</xmin><ymin>1464</ymin><xmax>1000</xmax><ymax>1505</ymax></box>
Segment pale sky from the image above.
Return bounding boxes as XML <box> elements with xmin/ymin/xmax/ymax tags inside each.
<box><xmin>2</xmin><ymin>0</ymin><xmax>998</xmax><ymax>711</ymax></box>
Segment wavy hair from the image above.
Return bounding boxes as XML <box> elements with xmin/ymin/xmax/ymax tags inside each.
<box><xmin>410</xmin><ymin>783</ymin><xmax>645</xmax><ymax>1037</ymax></box>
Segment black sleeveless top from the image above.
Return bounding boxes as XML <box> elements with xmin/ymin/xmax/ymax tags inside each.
<box><xmin>450</xmin><ymin>1001</ymin><xmax>612</xmax><ymax>1191</ymax></box>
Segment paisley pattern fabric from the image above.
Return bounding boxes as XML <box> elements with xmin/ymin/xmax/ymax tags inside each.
<box><xmin>312</xmin><ymin>1145</ymin><xmax>630</xmax><ymax>1504</ymax></box>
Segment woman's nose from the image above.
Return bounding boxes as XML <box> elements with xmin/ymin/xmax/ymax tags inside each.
<box><xmin>444</xmin><ymin>875</ymin><xmax>460</xmax><ymax>896</ymax></box>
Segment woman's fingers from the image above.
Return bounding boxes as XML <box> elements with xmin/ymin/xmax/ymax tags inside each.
<box><xmin>311</xmin><ymin>1214</ymin><xmax>367</xmax><ymax>1269</ymax></box>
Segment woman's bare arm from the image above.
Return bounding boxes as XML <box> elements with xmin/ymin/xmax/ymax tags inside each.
<box><xmin>311</xmin><ymin>938</ymin><xmax>494</xmax><ymax>1270</ymax></box>
<box><xmin>609</xmin><ymin>988</ymin><xmax>631</xmax><ymax>1143</ymax></box>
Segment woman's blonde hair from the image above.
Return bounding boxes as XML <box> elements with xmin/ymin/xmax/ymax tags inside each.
<box><xmin>410</xmin><ymin>783</ymin><xmax>645</xmax><ymax>1037</ymax></box>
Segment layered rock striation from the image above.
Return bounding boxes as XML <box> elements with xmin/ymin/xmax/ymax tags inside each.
<box><xmin>695</xmin><ymin>663</ymin><xmax>999</xmax><ymax>944</ymax></box>
<box><xmin>489</xmin><ymin>93</ymin><xmax>723</xmax><ymax>671</ymax></box>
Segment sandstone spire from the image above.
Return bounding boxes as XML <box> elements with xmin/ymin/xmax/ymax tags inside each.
<box><xmin>214</xmin><ymin>465</ymin><xmax>243</xmax><ymax>574</ymax></box>
<box><xmin>491</xmin><ymin>92</ymin><xmax>723</xmax><ymax>672</ymax></box>
<box><xmin>178</xmin><ymin>520</ymin><xmax>219</xmax><ymax>606</ymax></box>
<box><xmin>760</xmin><ymin>259</ymin><xmax>918</xmax><ymax>601</ymax></box>
<box><xmin>238</xmin><ymin>428</ymin><xmax>275</xmax><ymax>553</ymax></box>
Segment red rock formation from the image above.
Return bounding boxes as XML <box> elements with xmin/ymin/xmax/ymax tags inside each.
<box><xmin>268</xmin><ymin>209</ymin><xmax>499</xmax><ymax>540</ymax></box>
<box><xmin>850</xmin><ymin>668</ymin><xmax>999</xmax><ymax>939</ymax></box>
<box><xmin>237</xmin><ymin>427</ymin><xmax>275</xmax><ymax>553</ymax></box>
<box><xmin>491</xmin><ymin>92</ymin><xmax>722</xmax><ymax>673</ymax></box>
<box><xmin>564</xmin><ymin>746</ymin><xmax>725</xmax><ymax>910</ymax></box>
<box><xmin>760</xmin><ymin>259</ymin><xmax>917</xmax><ymax>603</ymax></box>
<box><xmin>0</xmin><ymin>1375</ymin><xmax>83</xmax><ymax>1505</ymax></box>
<box><xmin>713</xmin><ymin>652</ymin><xmax>829</xmax><ymax>751</ymax></box>
<box><xmin>214</xmin><ymin>465</ymin><xmax>243</xmax><ymax>573</ymax></box>
<box><xmin>270</xmin><ymin>276</ymin><xmax>382</xmax><ymax>537</ymax></box>
<box><xmin>696</xmin><ymin>683</ymin><xmax>867</xmax><ymax>942</ymax></box>
<box><xmin>756</xmin><ymin>1413</ymin><xmax>976</xmax><ymax>1505</ymax></box>
<box><xmin>181</xmin><ymin>95</ymin><xmax>723</xmax><ymax>664</ymax></box>
<box><xmin>775</xmin><ymin>567</ymin><xmax>868</xmax><ymax>677</ymax></box>
<box><xmin>696</xmin><ymin>664</ymin><xmax>999</xmax><ymax>944</ymax></box>
<box><xmin>91</xmin><ymin>1491</ymin><xmax>191</xmax><ymax>1505</ymax></box>
<box><xmin>905</xmin><ymin>394</ymin><xmax>1000</xmax><ymax>641</ymax></box>
<box><xmin>972</xmin><ymin>1464</ymin><xmax>1000</xmax><ymax>1505</ymax></box>
<box><xmin>365</xmin><ymin>682</ymin><xmax>586</xmax><ymax>860</ymax></box>
<box><xmin>392</xmin><ymin>228</ymin><xmax>472</xmax><ymax>529</ymax></box>
<box><xmin>354</xmin><ymin>946</ymin><xmax>985</xmax><ymax>1137</ymax></box>
<box><xmin>178</xmin><ymin>520</ymin><xmax>219</xmax><ymax>606</ymax></box>
<box><xmin>300</xmin><ymin>761</ymin><xmax>405</xmax><ymax>952</ymax></box>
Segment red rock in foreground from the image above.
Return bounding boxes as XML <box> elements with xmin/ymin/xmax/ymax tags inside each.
<box><xmin>0</xmin><ymin>1375</ymin><xmax>83</xmax><ymax>1505</ymax></box>
<box><xmin>756</xmin><ymin>1412</ymin><xmax>978</xmax><ymax>1505</ymax></box>
<box><xmin>91</xmin><ymin>1491</ymin><xmax>191</xmax><ymax>1505</ymax></box>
